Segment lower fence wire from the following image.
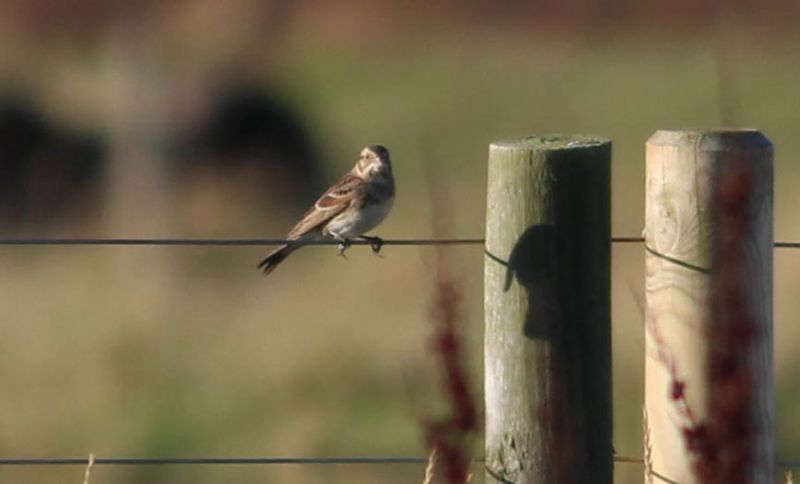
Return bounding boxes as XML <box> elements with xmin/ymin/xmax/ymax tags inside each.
<box><xmin>1</xmin><ymin>455</ymin><xmax>796</xmax><ymax>467</ymax></box>
<box><xmin>0</xmin><ymin>457</ymin><xmax>428</xmax><ymax>466</ymax></box>
<box><xmin>4</xmin><ymin>455</ymin><xmax>795</xmax><ymax>484</ymax></box>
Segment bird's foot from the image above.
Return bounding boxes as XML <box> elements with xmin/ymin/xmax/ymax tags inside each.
<box><xmin>337</xmin><ymin>239</ymin><xmax>352</xmax><ymax>259</ymax></box>
<box><xmin>360</xmin><ymin>235</ymin><xmax>384</xmax><ymax>256</ymax></box>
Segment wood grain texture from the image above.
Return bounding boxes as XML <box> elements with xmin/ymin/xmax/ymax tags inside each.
<box><xmin>484</xmin><ymin>135</ymin><xmax>611</xmax><ymax>483</ymax></box>
<box><xmin>644</xmin><ymin>129</ymin><xmax>773</xmax><ymax>483</ymax></box>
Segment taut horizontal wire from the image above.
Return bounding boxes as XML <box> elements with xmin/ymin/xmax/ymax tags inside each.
<box><xmin>613</xmin><ymin>237</ymin><xmax>800</xmax><ymax>248</ymax></box>
<box><xmin>0</xmin><ymin>237</ymin><xmax>796</xmax><ymax>247</ymax></box>
<box><xmin>0</xmin><ymin>457</ymin><xmax>429</xmax><ymax>466</ymax></box>
<box><xmin>1</xmin><ymin>455</ymin><xmax>796</xmax><ymax>467</ymax></box>
<box><xmin>0</xmin><ymin>238</ymin><xmax>484</xmax><ymax>247</ymax></box>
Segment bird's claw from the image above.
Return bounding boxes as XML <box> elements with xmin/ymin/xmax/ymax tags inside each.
<box><xmin>338</xmin><ymin>239</ymin><xmax>351</xmax><ymax>259</ymax></box>
<box><xmin>360</xmin><ymin>235</ymin><xmax>384</xmax><ymax>255</ymax></box>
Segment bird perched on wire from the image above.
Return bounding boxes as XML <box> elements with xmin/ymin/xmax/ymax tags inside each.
<box><xmin>258</xmin><ymin>145</ymin><xmax>395</xmax><ymax>275</ymax></box>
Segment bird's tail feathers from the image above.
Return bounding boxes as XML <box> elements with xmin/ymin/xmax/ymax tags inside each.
<box><xmin>257</xmin><ymin>244</ymin><xmax>297</xmax><ymax>275</ymax></box>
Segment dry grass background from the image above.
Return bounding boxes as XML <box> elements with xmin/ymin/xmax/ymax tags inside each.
<box><xmin>0</xmin><ymin>6</ymin><xmax>799</xmax><ymax>483</ymax></box>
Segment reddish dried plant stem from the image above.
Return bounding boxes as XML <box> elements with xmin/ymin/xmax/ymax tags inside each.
<box><xmin>424</xmin><ymin>278</ymin><xmax>477</xmax><ymax>483</ymax></box>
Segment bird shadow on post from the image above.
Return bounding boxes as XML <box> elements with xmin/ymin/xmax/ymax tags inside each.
<box><xmin>486</xmin><ymin>224</ymin><xmax>558</xmax><ymax>340</ymax></box>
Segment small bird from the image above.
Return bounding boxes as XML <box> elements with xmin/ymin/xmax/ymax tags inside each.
<box><xmin>258</xmin><ymin>145</ymin><xmax>395</xmax><ymax>275</ymax></box>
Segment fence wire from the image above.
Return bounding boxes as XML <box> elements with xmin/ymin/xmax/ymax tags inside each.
<box><xmin>1</xmin><ymin>455</ymin><xmax>797</xmax><ymax>467</ymax></box>
<box><xmin>0</xmin><ymin>237</ymin><xmax>797</xmax><ymax>247</ymax></box>
<box><xmin>0</xmin><ymin>238</ymin><xmax>484</xmax><ymax>247</ymax></box>
<box><xmin>0</xmin><ymin>457</ymin><xmax>429</xmax><ymax>466</ymax></box>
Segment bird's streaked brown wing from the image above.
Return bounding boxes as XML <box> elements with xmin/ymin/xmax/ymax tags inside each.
<box><xmin>287</xmin><ymin>173</ymin><xmax>364</xmax><ymax>239</ymax></box>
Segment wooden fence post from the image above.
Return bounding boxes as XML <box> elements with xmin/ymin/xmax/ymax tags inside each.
<box><xmin>644</xmin><ymin>129</ymin><xmax>774</xmax><ymax>483</ymax></box>
<box><xmin>484</xmin><ymin>136</ymin><xmax>612</xmax><ymax>483</ymax></box>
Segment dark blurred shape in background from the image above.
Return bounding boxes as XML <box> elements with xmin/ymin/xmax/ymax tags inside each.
<box><xmin>180</xmin><ymin>84</ymin><xmax>323</xmax><ymax>205</ymax></box>
<box><xmin>0</xmin><ymin>98</ymin><xmax>105</xmax><ymax>231</ymax></box>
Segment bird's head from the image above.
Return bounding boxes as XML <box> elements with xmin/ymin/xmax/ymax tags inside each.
<box><xmin>356</xmin><ymin>145</ymin><xmax>392</xmax><ymax>178</ymax></box>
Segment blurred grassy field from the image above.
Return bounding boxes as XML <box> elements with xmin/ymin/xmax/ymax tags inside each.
<box><xmin>1</xmin><ymin>30</ymin><xmax>799</xmax><ymax>483</ymax></box>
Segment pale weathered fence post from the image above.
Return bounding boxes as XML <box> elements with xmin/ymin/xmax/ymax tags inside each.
<box><xmin>484</xmin><ymin>136</ymin><xmax>612</xmax><ymax>483</ymax></box>
<box><xmin>644</xmin><ymin>129</ymin><xmax>774</xmax><ymax>483</ymax></box>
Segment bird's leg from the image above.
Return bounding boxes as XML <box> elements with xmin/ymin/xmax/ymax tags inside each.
<box><xmin>326</xmin><ymin>229</ymin><xmax>351</xmax><ymax>259</ymax></box>
<box><xmin>337</xmin><ymin>238</ymin><xmax>352</xmax><ymax>259</ymax></box>
<box><xmin>359</xmin><ymin>235</ymin><xmax>384</xmax><ymax>255</ymax></box>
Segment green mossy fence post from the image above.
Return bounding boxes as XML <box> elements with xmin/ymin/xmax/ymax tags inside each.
<box><xmin>484</xmin><ymin>136</ymin><xmax>612</xmax><ymax>483</ymax></box>
<box><xmin>644</xmin><ymin>129</ymin><xmax>774</xmax><ymax>483</ymax></box>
